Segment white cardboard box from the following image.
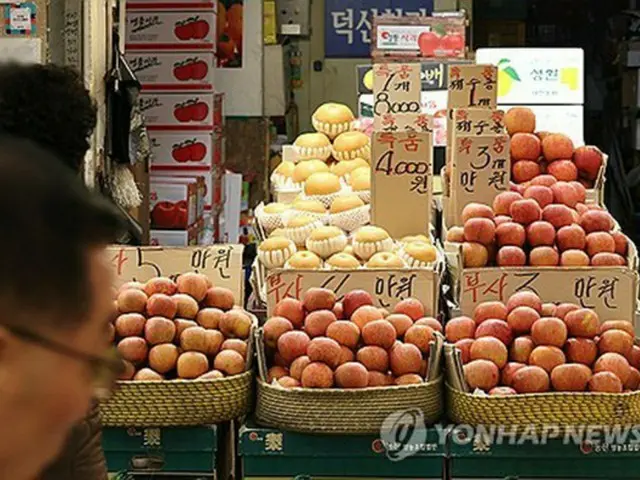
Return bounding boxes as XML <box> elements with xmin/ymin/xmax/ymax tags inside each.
<box><xmin>125</xmin><ymin>10</ymin><xmax>216</xmax><ymax>50</ymax></box>
<box><xmin>126</xmin><ymin>51</ymin><xmax>215</xmax><ymax>90</ymax></box>
<box><xmin>140</xmin><ymin>92</ymin><xmax>215</xmax><ymax>130</ymax></box>
<box><xmin>149</xmin><ymin>131</ymin><xmax>214</xmax><ymax>169</ymax></box>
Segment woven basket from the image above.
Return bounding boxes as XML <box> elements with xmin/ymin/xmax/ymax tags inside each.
<box><xmin>447</xmin><ymin>383</ymin><xmax>640</xmax><ymax>431</ymax></box>
<box><xmin>256</xmin><ymin>375</ymin><xmax>443</xmax><ymax>434</ymax></box>
<box><xmin>101</xmin><ymin>372</ymin><xmax>254</xmax><ymax>427</ymax></box>
<box><xmin>101</xmin><ymin>316</ymin><xmax>258</xmax><ymax>427</ymax></box>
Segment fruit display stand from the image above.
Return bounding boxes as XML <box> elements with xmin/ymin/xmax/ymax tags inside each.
<box><xmin>253</xmin><ymin>289</ymin><xmax>445</xmax><ymax>434</ymax></box>
<box><xmin>443</xmin><ymin>291</ymin><xmax>640</xmax><ymax>430</ymax></box>
<box><xmin>103</xmin><ymin>425</ymin><xmax>220</xmax><ymax>476</ymax></box>
<box><xmin>102</xmin><ymin>245</ymin><xmax>256</xmax><ymax>427</ymax></box>
<box><xmin>447</xmin><ymin>428</ymin><xmax>640</xmax><ymax>479</ymax></box>
<box><xmin>239</xmin><ymin>419</ymin><xmax>446</xmax><ymax>479</ymax></box>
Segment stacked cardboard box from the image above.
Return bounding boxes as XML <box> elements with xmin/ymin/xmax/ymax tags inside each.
<box><xmin>125</xmin><ymin>1</ymin><xmax>224</xmax><ymax>245</ymax></box>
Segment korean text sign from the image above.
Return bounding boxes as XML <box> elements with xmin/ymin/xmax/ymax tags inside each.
<box><xmin>371</xmin><ymin>130</ymin><xmax>433</xmax><ymax>238</ymax></box>
<box><xmin>265</xmin><ymin>268</ymin><xmax>437</xmax><ymax>316</ymax></box>
<box><xmin>451</xmin><ymin>134</ymin><xmax>510</xmax><ymax>225</ymax></box>
<box><xmin>325</xmin><ymin>0</ymin><xmax>433</xmax><ymax>58</ymax></box>
<box><xmin>108</xmin><ymin>245</ymin><xmax>244</xmax><ymax>300</ymax></box>
<box><xmin>460</xmin><ymin>267</ymin><xmax>638</xmax><ymax>324</ymax></box>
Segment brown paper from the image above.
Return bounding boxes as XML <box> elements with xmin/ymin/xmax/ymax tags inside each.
<box><xmin>450</xmin><ymin>134</ymin><xmax>510</xmax><ymax>226</ymax></box>
<box><xmin>447</xmin><ymin>64</ymin><xmax>498</xmax><ymax>109</ymax></box>
<box><xmin>452</xmin><ymin>108</ymin><xmax>505</xmax><ymax>137</ymax></box>
<box><xmin>459</xmin><ymin>267</ymin><xmax>638</xmax><ymax>323</ymax></box>
<box><xmin>372</xmin><ymin>63</ymin><xmax>422</xmax><ymax>132</ymax></box>
<box><xmin>265</xmin><ymin>268</ymin><xmax>438</xmax><ymax>317</ymax></box>
<box><xmin>108</xmin><ymin>245</ymin><xmax>245</xmax><ymax>301</ymax></box>
<box><xmin>371</xmin><ymin>131</ymin><xmax>433</xmax><ymax>238</ymax></box>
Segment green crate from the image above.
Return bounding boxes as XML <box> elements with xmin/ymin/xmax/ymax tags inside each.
<box><xmin>239</xmin><ymin>419</ymin><xmax>446</xmax><ymax>479</ymax></box>
<box><xmin>103</xmin><ymin>426</ymin><xmax>218</xmax><ymax>474</ymax></box>
<box><xmin>448</xmin><ymin>426</ymin><xmax>640</xmax><ymax>478</ymax></box>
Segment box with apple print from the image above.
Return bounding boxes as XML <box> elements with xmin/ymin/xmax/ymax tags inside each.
<box><xmin>140</xmin><ymin>92</ymin><xmax>215</xmax><ymax>130</ymax></box>
<box><xmin>125</xmin><ymin>9</ymin><xmax>216</xmax><ymax>50</ymax></box>
<box><xmin>150</xmin><ymin>177</ymin><xmax>200</xmax><ymax>230</ymax></box>
<box><xmin>153</xmin><ymin>170</ymin><xmax>214</xmax><ymax>211</ymax></box>
<box><xmin>149</xmin><ymin>131</ymin><xmax>214</xmax><ymax>169</ymax></box>
<box><xmin>151</xmin><ymin>223</ymin><xmax>200</xmax><ymax>247</ymax></box>
<box><xmin>126</xmin><ymin>51</ymin><xmax>215</xmax><ymax>90</ymax></box>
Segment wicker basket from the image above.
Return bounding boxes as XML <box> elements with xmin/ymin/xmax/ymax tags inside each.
<box><xmin>254</xmin><ymin>328</ymin><xmax>444</xmax><ymax>434</ymax></box>
<box><xmin>447</xmin><ymin>383</ymin><xmax>640</xmax><ymax>431</ymax></box>
<box><xmin>256</xmin><ymin>375</ymin><xmax>443</xmax><ymax>434</ymax></box>
<box><xmin>101</xmin><ymin>372</ymin><xmax>254</xmax><ymax>427</ymax></box>
<box><xmin>101</xmin><ymin>316</ymin><xmax>258</xmax><ymax>427</ymax></box>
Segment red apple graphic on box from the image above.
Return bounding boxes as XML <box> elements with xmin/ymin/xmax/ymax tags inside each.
<box><xmin>174</xmin><ymin>20</ymin><xmax>194</xmax><ymax>40</ymax></box>
<box><xmin>172</xmin><ymin>142</ymin><xmax>192</xmax><ymax>162</ymax></box>
<box><xmin>175</xmin><ymin>200</ymin><xmax>189</xmax><ymax>227</ymax></box>
<box><xmin>192</xmin><ymin>18</ymin><xmax>210</xmax><ymax>40</ymax></box>
<box><xmin>191</xmin><ymin>60</ymin><xmax>208</xmax><ymax>80</ymax></box>
<box><xmin>174</xmin><ymin>102</ymin><xmax>192</xmax><ymax>122</ymax></box>
<box><xmin>173</xmin><ymin>61</ymin><xmax>192</xmax><ymax>81</ymax></box>
<box><xmin>418</xmin><ymin>31</ymin><xmax>439</xmax><ymax>57</ymax></box>
<box><xmin>151</xmin><ymin>201</ymin><xmax>177</xmax><ymax>228</ymax></box>
<box><xmin>190</xmin><ymin>101</ymin><xmax>209</xmax><ymax>121</ymax></box>
<box><xmin>441</xmin><ymin>33</ymin><xmax>464</xmax><ymax>54</ymax></box>
<box><xmin>190</xmin><ymin>141</ymin><xmax>207</xmax><ymax>162</ymax></box>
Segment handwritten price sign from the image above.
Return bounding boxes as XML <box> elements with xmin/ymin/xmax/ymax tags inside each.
<box><xmin>460</xmin><ymin>267</ymin><xmax>638</xmax><ymax>323</ymax></box>
<box><xmin>371</xmin><ymin>130</ymin><xmax>433</xmax><ymax>238</ymax></box>
<box><xmin>447</xmin><ymin>64</ymin><xmax>498</xmax><ymax>109</ymax></box>
<box><xmin>451</xmin><ymin>134</ymin><xmax>510</xmax><ymax>226</ymax></box>
<box><xmin>453</xmin><ymin>108</ymin><xmax>505</xmax><ymax>136</ymax></box>
<box><xmin>265</xmin><ymin>269</ymin><xmax>438</xmax><ymax>317</ymax></box>
<box><xmin>372</xmin><ymin>63</ymin><xmax>431</xmax><ymax>133</ymax></box>
<box><xmin>108</xmin><ymin>245</ymin><xmax>244</xmax><ymax>300</ymax></box>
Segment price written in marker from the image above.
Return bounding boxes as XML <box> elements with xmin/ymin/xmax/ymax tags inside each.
<box><xmin>451</xmin><ymin>134</ymin><xmax>510</xmax><ymax>226</ymax></box>
<box><xmin>373</xmin><ymin>63</ymin><xmax>428</xmax><ymax>133</ymax></box>
<box><xmin>108</xmin><ymin>245</ymin><xmax>244</xmax><ymax>300</ymax></box>
<box><xmin>453</xmin><ymin>109</ymin><xmax>505</xmax><ymax>137</ymax></box>
<box><xmin>460</xmin><ymin>267</ymin><xmax>638</xmax><ymax>323</ymax></box>
<box><xmin>371</xmin><ymin>130</ymin><xmax>433</xmax><ymax>238</ymax></box>
<box><xmin>265</xmin><ymin>269</ymin><xmax>438</xmax><ymax>317</ymax></box>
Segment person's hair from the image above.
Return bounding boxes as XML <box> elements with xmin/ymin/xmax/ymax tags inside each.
<box><xmin>0</xmin><ymin>137</ymin><xmax>123</xmax><ymax>328</ymax></box>
<box><xmin>0</xmin><ymin>63</ymin><xmax>96</xmax><ymax>172</ymax></box>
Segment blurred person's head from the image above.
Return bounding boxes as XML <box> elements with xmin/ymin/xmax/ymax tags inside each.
<box><xmin>0</xmin><ymin>138</ymin><xmax>122</xmax><ymax>480</ymax></box>
<box><xmin>0</xmin><ymin>63</ymin><xmax>96</xmax><ymax>172</ymax></box>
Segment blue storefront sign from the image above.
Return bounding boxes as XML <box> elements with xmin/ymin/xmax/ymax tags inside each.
<box><xmin>325</xmin><ymin>0</ymin><xmax>434</xmax><ymax>58</ymax></box>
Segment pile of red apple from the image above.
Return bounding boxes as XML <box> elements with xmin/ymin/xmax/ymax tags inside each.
<box><xmin>263</xmin><ymin>288</ymin><xmax>440</xmax><ymax>389</ymax></box>
<box><xmin>505</xmin><ymin>107</ymin><xmax>604</xmax><ymax>188</ymax></box>
<box><xmin>113</xmin><ymin>273</ymin><xmax>251</xmax><ymax>381</ymax></box>
<box><xmin>446</xmin><ymin>184</ymin><xmax>628</xmax><ymax>268</ymax></box>
<box><xmin>445</xmin><ymin>291</ymin><xmax>639</xmax><ymax>394</ymax></box>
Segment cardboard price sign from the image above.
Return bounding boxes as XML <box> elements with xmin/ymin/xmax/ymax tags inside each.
<box><xmin>108</xmin><ymin>245</ymin><xmax>245</xmax><ymax>301</ymax></box>
<box><xmin>371</xmin><ymin>130</ymin><xmax>433</xmax><ymax>238</ymax></box>
<box><xmin>265</xmin><ymin>269</ymin><xmax>438</xmax><ymax>317</ymax></box>
<box><xmin>451</xmin><ymin>134</ymin><xmax>510</xmax><ymax>226</ymax></box>
<box><xmin>373</xmin><ymin>62</ymin><xmax>424</xmax><ymax>132</ymax></box>
<box><xmin>453</xmin><ymin>108</ymin><xmax>505</xmax><ymax>136</ymax></box>
<box><xmin>460</xmin><ymin>267</ymin><xmax>638</xmax><ymax>324</ymax></box>
<box><xmin>447</xmin><ymin>64</ymin><xmax>498</xmax><ymax>109</ymax></box>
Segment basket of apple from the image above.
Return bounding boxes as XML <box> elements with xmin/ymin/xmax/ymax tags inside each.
<box><xmin>254</xmin><ymin>288</ymin><xmax>444</xmax><ymax>434</ymax></box>
<box><xmin>101</xmin><ymin>273</ymin><xmax>256</xmax><ymax>427</ymax></box>
<box><xmin>444</xmin><ymin>290</ymin><xmax>640</xmax><ymax>430</ymax></box>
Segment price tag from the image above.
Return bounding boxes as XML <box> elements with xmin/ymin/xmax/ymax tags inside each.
<box><xmin>265</xmin><ymin>269</ymin><xmax>438</xmax><ymax>317</ymax></box>
<box><xmin>108</xmin><ymin>245</ymin><xmax>244</xmax><ymax>300</ymax></box>
<box><xmin>371</xmin><ymin>130</ymin><xmax>433</xmax><ymax>238</ymax></box>
<box><xmin>373</xmin><ymin>63</ymin><xmax>422</xmax><ymax>131</ymax></box>
<box><xmin>452</xmin><ymin>108</ymin><xmax>505</xmax><ymax>137</ymax></box>
<box><xmin>450</xmin><ymin>135</ymin><xmax>510</xmax><ymax>226</ymax></box>
<box><xmin>460</xmin><ymin>267</ymin><xmax>638</xmax><ymax>324</ymax></box>
<box><xmin>447</xmin><ymin>64</ymin><xmax>498</xmax><ymax>109</ymax></box>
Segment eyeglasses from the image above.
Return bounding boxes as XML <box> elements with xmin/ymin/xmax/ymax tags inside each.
<box><xmin>4</xmin><ymin>324</ymin><xmax>125</xmax><ymax>399</ymax></box>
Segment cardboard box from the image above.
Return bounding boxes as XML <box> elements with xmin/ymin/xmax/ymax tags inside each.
<box><xmin>443</xmin><ymin>235</ymin><xmax>640</xmax><ymax>327</ymax></box>
<box><xmin>149</xmin><ymin>131</ymin><xmax>214</xmax><ymax>169</ymax></box>
<box><xmin>103</xmin><ymin>425</ymin><xmax>217</xmax><ymax>473</ymax></box>
<box><xmin>126</xmin><ymin>51</ymin><xmax>215</xmax><ymax>90</ymax></box>
<box><xmin>213</xmin><ymin>92</ymin><xmax>224</xmax><ymax>132</ymax></box>
<box><xmin>107</xmin><ymin>244</ymin><xmax>245</xmax><ymax>301</ymax></box>
<box><xmin>239</xmin><ymin>419</ymin><xmax>445</xmax><ymax>479</ymax></box>
<box><xmin>151</xmin><ymin>225</ymin><xmax>199</xmax><ymax>246</ymax></box>
<box><xmin>125</xmin><ymin>10</ymin><xmax>216</xmax><ymax>50</ymax></box>
<box><xmin>140</xmin><ymin>92</ymin><xmax>215</xmax><ymax>130</ymax></box>
<box><xmin>153</xmin><ymin>170</ymin><xmax>213</xmax><ymax>210</ymax></box>
<box><xmin>149</xmin><ymin>178</ymin><xmax>199</xmax><ymax>229</ymax></box>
